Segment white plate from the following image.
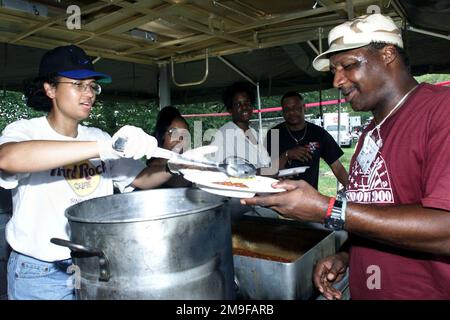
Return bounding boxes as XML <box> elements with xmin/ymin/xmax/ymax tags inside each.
<box><xmin>180</xmin><ymin>169</ymin><xmax>285</xmax><ymax>198</ymax></box>
<box><xmin>278</xmin><ymin>166</ymin><xmax>310</xmax><ymax>178</ymax></box>
<box><xmin>197</xmin><ymin>185</ymin><xmax>256</xmax><ymax>198</ymax></box>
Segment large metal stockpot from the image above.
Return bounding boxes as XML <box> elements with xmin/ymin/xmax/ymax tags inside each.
<box><xmin>51</xmin><ymin>188</ymin><xmax>235</xmax><ymax>300</ymax></box>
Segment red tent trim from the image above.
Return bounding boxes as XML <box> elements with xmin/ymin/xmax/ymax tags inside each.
<box><xmin>182</xmin><ymin>81</ymin><xmax>449</xmax><ymax>118</ymax></box>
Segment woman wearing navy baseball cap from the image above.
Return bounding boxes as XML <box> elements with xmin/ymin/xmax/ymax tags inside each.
<box><xmin>0</xmin><ymin>45</ymin><xmax>174</xmax><ymax>299</ymax></box>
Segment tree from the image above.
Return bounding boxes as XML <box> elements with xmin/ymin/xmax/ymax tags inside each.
<box><xmin>1</xmin><ymin>74</ymin><xmax>447</xmax><ymax>135</ymax></box>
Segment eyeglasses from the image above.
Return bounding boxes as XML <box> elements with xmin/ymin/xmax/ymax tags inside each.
<box><xmin>55</xmin><ymin>81</ymin><xmax>102</xmax><ymax>95</ymax></box>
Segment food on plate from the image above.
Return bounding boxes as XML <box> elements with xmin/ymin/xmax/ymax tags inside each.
<box><xmin>213</xmin><ymin>181</ymin><xmax>249</xmax><ymax>188</ymax></box>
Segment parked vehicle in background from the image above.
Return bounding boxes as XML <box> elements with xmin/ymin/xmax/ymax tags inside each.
<box><xmin>323</xmin><ymin>112</ymin><xmax>352</xmax><ymax>148</ymax></box>
<box><xmin>349</xmin><ymin>116</ymin><xmax>361</xmax><ymax>129</ymax></box>
<box><xmin>308</xmin><ymin>117</ymin><xmax>323</xmax><ymax>127</ymax></box>
<box><xmin>350</xmin><ymin>125</ymin><xmax>363</xmax><ymax>142</ymax></box>
<box><xmin>348</xmin><ymin>116</ymin><xmax>362</xmax><ymax>141</ymax></box>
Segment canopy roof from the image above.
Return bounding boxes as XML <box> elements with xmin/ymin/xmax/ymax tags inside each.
<box><xmin>0</xmin><ymin>0</ymin><xmax>449</xmax><ymax>103</ymax></box>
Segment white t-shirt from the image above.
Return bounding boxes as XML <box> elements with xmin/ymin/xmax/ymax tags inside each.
<box><xmin>208</xmin><ymin>121</ymin><xmax>271</xmax><ymax>169</ymax></box>
<box><xmin>0</xmin><ymin>117</ymin><xmax>145</xmax><ymax>262</ymax></box>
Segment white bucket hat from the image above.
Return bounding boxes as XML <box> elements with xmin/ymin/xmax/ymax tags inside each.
<box><xmin>312</xmin><ymin>13</ymin><xmax>403</xmax><ymax>71</ymax></box>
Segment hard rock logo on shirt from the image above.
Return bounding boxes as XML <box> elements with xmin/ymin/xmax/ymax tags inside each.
<box><xmin>50</xmin><ymin>160</ymin><xmax>105</xmax><ymax>197</ymax></box>
<box><xmin>347</xmin><ymin>153</ymin><xmax>395</xmax><ymax>204</ymax></box>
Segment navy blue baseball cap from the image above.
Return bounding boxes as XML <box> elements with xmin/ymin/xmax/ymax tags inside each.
<box><xmin>38</xmin><ymin>45</ymin><xmax>111</xmax><ymax>83</ymax></box>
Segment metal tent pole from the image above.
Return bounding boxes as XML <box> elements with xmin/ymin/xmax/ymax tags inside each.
<box><xmin>336</xmin><ymin>89</ymin><xmax>342</xmax><ymax>192</ymax></box>
<box><xmin>256</xmin><ymin>82</ymin><xmax>263</xmax><ymax>146</ymax></box>
<box><xmin>337</xmin><ymin>89</ymin><xmax>341</xmax><ymax>146</ymax></box>
<box><xmin>158</xmin><ymin>64</ymin><xmax>171</xmax><ymax>110</ymax></box>
<box><xmin>217</xmin><ymin>56</ymin><xmax>263</xmax><ymax>144</ymax></box>
<box><xmin>217</xmin><ymin>56</ymin><xmax>256</xmax><ymax>85</ymax></box>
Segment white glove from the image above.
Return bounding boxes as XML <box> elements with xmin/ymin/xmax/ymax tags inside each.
<box><xmin>97</xmin><ymin>139</ymin><xmax>121</xmax><ymax>161</ymax></box>
<box><xmin>111</xmin><ymin>125</ymin><xmax>157</xmax><ymax>160</ymax></box>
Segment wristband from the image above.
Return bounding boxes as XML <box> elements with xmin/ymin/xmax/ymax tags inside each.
<box><xmin>324</xmin><ymin>197</ymin><xmax>346</xmax><ymax>231</ymax></box>
<box><xmin>325</xmin><ymin>197</ymin><xmax>336</xmax><ymax>219</ymax></box>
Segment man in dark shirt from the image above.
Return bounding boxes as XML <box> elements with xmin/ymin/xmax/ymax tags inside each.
<box><xmin>266</xmin><ymin>92</ymin><xmax>348</xmax><ymax>189</ymax></box>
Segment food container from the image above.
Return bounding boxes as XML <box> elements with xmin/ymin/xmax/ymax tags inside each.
<box><xmin>232</xmin><ymin>216</ymin><xmax>335</xmax><ymax>300</ymax></box>
<box><xmin>51</xmin><ymin>188</ymin><xmax>235</xmax><ymax>300</ymax></box>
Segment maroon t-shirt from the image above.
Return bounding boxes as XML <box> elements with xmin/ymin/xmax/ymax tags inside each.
<box><xmin>346</xmin><ymin>83</ymin><xmax>450</xmax><ymax>299</ymax></box>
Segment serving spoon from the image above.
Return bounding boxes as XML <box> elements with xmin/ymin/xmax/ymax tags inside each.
<box><xmin>112</xmin><ymin>137</ymin><xmax>256</xmax><ymax>178</ymax></box>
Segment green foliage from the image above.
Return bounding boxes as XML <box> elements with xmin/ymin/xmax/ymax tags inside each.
<box><xmin>415</xmin><ymin>74</ymin><xmax>449</xmax><ymax>83</ymax></box>
<box><xmin>84</xmin><ymin>99</ymin><xmax>160</xmax><ymax>136</ymax></box>
<box><xmin>0</xmin><ymin>91</ymin><xmax>45</xmax><ymax>131</ymax></box>
<box><xmin>319</xmin><ymin>146</ymin><xmax>355</xmax><ymax>196</ymax></box>
<box><xmin>178</xmin><ymin>101</ymin><xmax>229</xmax><ymax>134</ymax></box>
<box><xmin>302</xmin><ymin>88</ymin><xmax>373</xmax><ymax>123</ymax></box>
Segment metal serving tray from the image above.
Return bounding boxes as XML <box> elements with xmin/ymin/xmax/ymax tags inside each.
<box><xmin>232</xmin><ymin>216</ymin><xmax>335</xmax><ymax>300</ymax></box>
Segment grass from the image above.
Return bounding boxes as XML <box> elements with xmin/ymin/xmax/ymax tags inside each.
<box><xmin>318</xmin><ymin>145</ymin><xmax>356</xmax><ymax>196</ymax></box>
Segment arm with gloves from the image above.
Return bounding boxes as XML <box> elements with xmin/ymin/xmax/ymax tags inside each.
<box><xmin>0</xmin><ymin>140</ymin><xmax>100</xmax><ymax>173</ymax></box>
<box><xmin>0</xmin><ymin>125</ymin><xmax>178</xmax><ymax>191</ymax></box>
<box><xmin>0</xmin><ymin>125</ymin><xmax>215</xmax><ymax>191</ymax></box>
<box><xmin>110</xmin><ymin>126</ymin><xmax>218</xmax><ymax>189</ymax></box>
<box><xmin>0</xmin><ymin>125</ymin><xmax>153</xmax><ymax>174</ymax></box>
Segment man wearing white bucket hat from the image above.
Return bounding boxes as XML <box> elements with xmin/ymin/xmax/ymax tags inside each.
<box><xmin>312</xmin><ymin>13</ymin><xmax>403</xmax><ymax>72</ymax></box>
<box><xmin>242</xmin><ymin>14</ymin><xmax>450</xmax><ymax>300</ymax></box>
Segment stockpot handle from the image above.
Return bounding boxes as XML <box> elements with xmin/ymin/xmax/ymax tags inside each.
<box><xmin>50</xmin><ymin>238</ymin><xmax>110</xmax><ymax>282</ymax></box>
